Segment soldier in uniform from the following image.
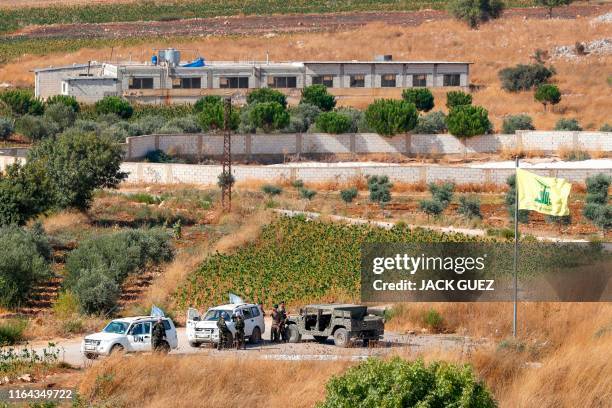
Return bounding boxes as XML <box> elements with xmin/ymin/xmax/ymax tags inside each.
<box><xmin>216</xmin><ymin>313</ymin><xmax>230</xmax><ymax>350</ymax></box>
<box><xmin>234</xmin><ymin>312</ymin><xmax>246</xmax><ymax>350</ymax></box>
<box><xmin>270</xmin><ymin>304</ymin><xmax>281</xmax><ymax>343</ymax></box>
<box><xmin>278</xmin><ymin>301</ymin><xmax>288</xmax><ymax>342</ymax></box>
<box><xmin>151</xmin><ymin>317</ymin><xmax>166</xmax><ymax>352</ymax></box>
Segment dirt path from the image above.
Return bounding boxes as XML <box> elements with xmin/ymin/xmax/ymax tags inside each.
<box><xmin>8</xmin><ymin>5</ymin><xmax>610</xmax><ymax>40</ymax></box>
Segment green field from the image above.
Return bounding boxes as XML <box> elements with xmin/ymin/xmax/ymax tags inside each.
<box><xmin>0</xmin><ymin>0</ymin><xmax>535</xmax><ymax>34</ymax></box>
<box><xmin>174</xmin><ymin>216</ymin><xmax>480</xmax><ymax>309</ymax></box>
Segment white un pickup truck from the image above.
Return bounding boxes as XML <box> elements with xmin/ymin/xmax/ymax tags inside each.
<box><xmin>186</xmin><ymin>303</ymin><xmax>265</xmax><ymax>347</ymax></box>
<box><xmin>81</xmin><ymin>316</ymin><xmax>178</xmax><ymax>359</ymax></box>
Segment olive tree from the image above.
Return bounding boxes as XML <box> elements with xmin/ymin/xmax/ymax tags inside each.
<box><xmin>534</xmin><ymin>84</ymin><xmax>561</xmax><ymax>111</ymax></box>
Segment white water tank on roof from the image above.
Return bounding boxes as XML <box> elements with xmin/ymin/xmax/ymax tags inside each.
<box><xmin>158</xmin><ymin>48</ymin><xmax>181</xmax><ymax>66</ymax></box>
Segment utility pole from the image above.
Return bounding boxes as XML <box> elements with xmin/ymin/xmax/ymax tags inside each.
<box><xmin>221</xmin><ymin>97</ymin><xmax>232</xmax><ymax>212</ymax></box>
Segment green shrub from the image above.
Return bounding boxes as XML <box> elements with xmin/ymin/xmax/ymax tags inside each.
<box><xmin>506</xmin><ymin>174</ymin><xmax>529</xmax><ymax>223</ymax></box>
<box><xmin>163</xmin><ymin>116</ymin><xmax>201</xmax><ymax>133</ymax></box>
<box><xmin>300</xmin><ymin>85</ymin><xmax>336</xmax><ymax>111</ymax></box>
<box><xmin>335</xmin><ymin>107</ymin><xmax>368</xmax><ymax>133</ymax></box>
<box><xmin>365</xmin><ymin>99</ymin><xmax>418</xmax><ymax>136</ymax></box>
<box><xmin>72</xmin><ymin>119</ymin><xmax>101</xmax><ymax>135</ymax></box>
<box><xmin>43</xmin><ymin>103</ymin><xmax>76</xmax><ymax>132</ymax></box>
<box><xmin>285</xmin><ymin>103</ymin><xmax>321</xmax><ymax>133</ymax></box>
<box><xmin>61</xmin><ymin>318</ymin><xmax>84</xmax><ymax>335</ymax></box>
<box><xmin>143</xmin><ymin>148</ymin><xmax>173</xmax><ymax>162</ymax></box>
<box><xmin>73</xmin><ymin>267</ymin><xmax>121</xmax><ymax>314</ymax></box>
<box><xmin>52</xmin><ymin>291</ymin><xmax>80</xmax><ymax>319</ymax></box>
<box><xmin>131</xmin><ymin>115</ymin><xmax>166</xmax><ymax>135</ymax></box>
<box><xmin>315</xmin><ymin>111</ymin><xmax>352</xmax><ymax>134</ymax></box>
<box><xmin>561</xmin><ymin>149</ymin><xmax>590</xmax><ymax>161</ymax></box>
<box><xmin>0</xmin><ymin>225</ymin><xmax>51</xmax><ymax>308</ymax></box>
<box><xmin>448</xmin><ymin>0</ymin><xmax>504</xmax><ymax>28</ymax></box>
<box><xmin>0</xmin><ymin>162</ymin><xmax>53</xmax><ymax>226</ymax></box>
<box><xmin>340</xmin><ymin>187</ymin><xmax>358</xmax><ymax>205</ymax></box>
<box><xmin>0</xmin><ymin>117</ymin><xmax>14</xmax><ymax>140</ymax></box>
<box><xmin>28</xmin><ymin>131</ymin><xmax>126</xmax><ymax>210</ymax></box>
<box><xmin>554</xmin><ymin>118</ymin><xmax>582</xmax><ymax>131</ymax></box>
<box><xmin>318</xmin><ymin>357</ymin><xmax>496</xmax><ymax>408</ymax></box>
<box><xmin>458</xmin><ymin>195</ymin><xmax>482</xmax><ymax>219</ymax></box>
<box><xmin>414</xmin><ymin>111</ymin><xmax>447</xmax><ymax>134</ymax></box>
<box><xmin>46</xmin><ymin>95</ymin><xmax>79</xmax><ymax>112</ymax></box>
<box><xmin>367</xmin><ymin>175</ymin><xmax>392</xmax><ymax>208</ymax></box>
<box><xmin>94</xmin><ymin>96</ymin><xmax>133</xmax><ymax>119</ymax></box>
<box><xmin>534</xmin><ymin>84</ymin><xmax>561</xmax><ymax>111</ymax></box>
<box><xmin>585</xmin><ymin>173</ymin><xmax>610</xmax><ymax>206</ymax></box>
<box><xmin>247</xmin><ymin>88</ymin><xmax>287</xmax><ymax>108</ymax></box>
<box><xmin>592</xmin><ymin>205</ymin><xmax>612</xmax><ymax>231</ymax></box>
<box><xmin>126</xmin><ymin>192</ymin><xmax>162</xmax><ymax>205</ymax></box>
<box><xmin>0</xmin><ymin>320</ymin><xmax>27</xmax><ymax>345</ymax></box>
<box><xmin>422</xmin><ymin>308</ymin><xmax>445</xmax><ymax>332</ymax></box>
<box><xmin>291</xmin><ymin>179</ymin><xmax>304</xmax><ymax>189</ymax></box>
<box><xmin>261</xmin><ymin>184</ymin><xmax>282</xmax><ymax>196</ymax></box>
<box><xmin>498</xmin><ymin>64</ymin><xmax>555</xmax><ymax>92</ymax></box>
<box><xmin>0</xmin><ymin>89</ymin><xmax>44</xmax><ymax>116</ymax></box>
<box><xmin>583</xmin><ymin>203</ymin><xmax>602</xmax><ymax>222</ymax></box>
<box><xmin>446</xmin><ymin>105</ymin><xmax>491</xmax><ymax>138</ymax></box>
<box><xmin>15</xmin><ymin>115</ymin><xmax>59</xmax><ymax>141</ymax></box>
<box><xmin>502</xmin><ymin>114</ymin><xmax>535</xmax><ymax>134</ymax></box>
<box><xmin>429</xmin><ymin>182</ymin><xmax>455</xmax><ymax>208</ymax></box>
<box><xmin>600</xmin><ymin>123</ymin><xmax>612</xmax><ymax>132</ymax></box>
<box><xmin>157</xmin><ymin>124</ymin><xmax>182</xmax><ymax>134</ymax></box>
<box><xmin>299</xmin><ymin>188</ymin><xmax>317</xmax><ymax>200</ymax></box>
<box><xmin>217</xmin><ymin>171</ymin><xmax>235</xmax><ymax>189</ymax></box>
<box><xmin>401</xmin><ymin>88</ymin><xmax>434</xmax><ymax>112</ymax></box>
<box><xmin>193</xmin><ymin>95</ymin><xmax>222</xmax><ymax>113</ymax></box>
<box><xmin>419</xmin><ymin>199</ymin><xmax>444</xmax><ymax>217</ymax></box>
<box><xmin>248</xmin><ymin>101</ymin><xmax>289</xmax><ymax>132</ymax></box>
<box><xmin>446</xmin><ymin>90</ymin><xmax>472</xmax><ymax>109</ymax></box>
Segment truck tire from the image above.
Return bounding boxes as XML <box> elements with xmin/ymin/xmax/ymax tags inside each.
<box><xmin>333</xmin><ymin>328</ymin><xmax>350</xmax><ymax>348</ymax></box>
<box><xmin>110</xmin><ymin>344</ymin><xmax>125</xmax><ymax>355</ymax></box>
<box><xmin>313</xmin><ymin>335</ymin><xmax>328</xmax><ymax>343</ymax></box>
<box><xmin>287</xmin><ymin>324</ymin><xmax>302</xmax><ymax>343</ymax></box>
<box><xmin>249</xmin><ymin>326</ymin><xmax>262</xmax><ymax>344</ymax></box>
<box><xmin>84</xmin><ymin>352</ymin><xmax>98</xmax><ymax>360</ymax></box>
<box><xmin>189</xmin><ymin>341</ymin><xmax>201</xmax><ymax>348</ymax></box>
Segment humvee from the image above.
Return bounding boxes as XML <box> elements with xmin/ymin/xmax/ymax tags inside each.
<box><xmin>285</xmin><ymin>304</ymin><xmax>384</xmax><ymax>347</ymax></box>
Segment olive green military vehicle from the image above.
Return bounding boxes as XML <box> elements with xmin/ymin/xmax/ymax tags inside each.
<box><xmin>285</xmin><ymin>304</ymin><xmax>384</xmax><ymax>347</ymax></box>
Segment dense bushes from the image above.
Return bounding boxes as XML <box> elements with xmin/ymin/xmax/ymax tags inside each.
<box><xmin>318</xmin><ymin>357</ymin><xmax>496</xmax><ymax>408</ymax></box>
<box><xmin>285</xmin><ymin>103</ymin><xmax>321</xmax><ymax>133</ymax></box>
<box><xmin>196</xmin><ymin>97</ymin><xmax>239</xmax><ymax>131</ymax></box>
<box><xmin>498</xmin><ymin>64</ymin><xmax>555</xmax><ymax>92</ymax></box>
<box><xmin>315</xmin><ymin>111</ymin><xmax>352</xmax><ymax>134</ymax></box>
<box><xmin>247</xmin><ymin>88</ymin><xmax>287</xmax><ymax>108</ymax></box>
<box><xmin>583</xmin><ymin>174</ymin><xmax>611</xmax><ymax>232</ymax></box>
<box><xmin>46</xmin><ymin>95</ymin><xmax>80</xmax><ymax>112</ymax></box>
<box><xmin>65</xmin><ymin>230</ymin><xmax>173</xmax><ymax>314</ymax></box>
<box><xmin>401</xmin><ymin>88</ymin><xmax>434</xmax><ymax>112</ymax></box>
<box><xmin>365</xmin><ymin>99</ymin><xmax>418</xmax><ymax>136</ymax></box>
<box><xmin>414</xmin><ymin>111</ymin><xmax>447</xmax><ymax>134</ymax></box>
<box><xmin>0</xmin><ymin>162</ymin><xmax>53</xmax><ymax>226</ymax></box>
<box><xmin>0</xmin><ymin>225</ymin><xmax>51</xmax><ymax>308</ymax></box>
<box><xmin>248</xmin><ymin>101</ymin><xmax>289</xmax><ymax>132</ymax></box>
<box><xmin>446</xmin><ymin>90</ymin><xmax>472</xmax><ymax>109</ymax></box>
<box><xmin>0</xmin><ymin>117</ymin><xmax>14</xmax><ymax>139</ymax></box>
<box><xmin>419</xmin><ymin>182</ymin><xmax>456</xmax><ymax>218</ymax></box>
<box><xmin>554</xmin><ymin>118</ymin><xmax>582</xmax><ymax>131</ymax></box>
<box><xmin>300</xmin><ymin>85</ymin><xmax>336</xmax><ymax>111</ymax></box>
<box><xmin>15</xmin><ymin>115</ymin><xmax>58</xmax><ymax>141</ymax></box>
<box><xmin>43</xmin><ymin>103</ymin><xmax>76</xmax><ymax>132</ymax></box>
<box><xmin>446</xmin><ymin>105</ymin><xmax>492</xmax><ymax>138</ymax></box>
<box><xmin>448</xmin><ymin>0</ymin><xmax>504</xmax><ymax>28</ymax></box>
<box><xmin>502</xmin><ymin>114</ymin><xmax>535</xmax><ymax>134</ymax></box>
<box><xmin>0</xmin><ymin>89</ymin><xmax>44</xmax><ymax>116</ymax></box>
<box><xmin>458</xmin><ymin>195</ymin><xmax>482</xmax><ymax>219</ymax></box>
<box><xmin>94</xmin><ymin>96</ymin><xmax>133</xmax><ymax>119</ymax></box>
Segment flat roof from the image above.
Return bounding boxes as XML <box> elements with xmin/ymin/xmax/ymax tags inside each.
<box><xmin>303</xmin><ymin>61</ymin><xmax>473</xmax><ymax>65</ymax></box>
<box><xmin>33</xmin><ymin>63</ymin><xmax>101</xmax><ymax>73</ymax></box>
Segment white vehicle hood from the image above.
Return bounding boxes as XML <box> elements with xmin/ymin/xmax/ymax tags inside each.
<box><xmin>193</xmin><ymin>321</ymin><xmax>234</xmax><ymax>330</ymax></box>
<box><xmin>84</xmin><ymin>332</ymin><xmax>125</xmax><ymax>342</ymax></box>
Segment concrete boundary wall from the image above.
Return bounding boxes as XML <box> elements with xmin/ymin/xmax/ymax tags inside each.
<box><xmin>124</xmin><ymin>131</ymin><xmax>612</xmax><ymax>160</ymax></box>
<box><xmin>120</xmin><ymin>162</ymin><xmax>612</xmax><ymax>186</ymax></box>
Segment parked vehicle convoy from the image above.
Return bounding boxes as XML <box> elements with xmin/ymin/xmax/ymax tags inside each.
<box><xmin>81</xmin><ymin>316</ymin><xmax>178</xmax><ymax>359</ymax></box>
<box><xmin>285</xmin><ymin>304</ymin><xmax>384</xmax><ymax>347</ymax></box>
<box><xmin>186</xmin><ymin>303</ymin><xmax>265</xmax><ymax>347</ymax></box>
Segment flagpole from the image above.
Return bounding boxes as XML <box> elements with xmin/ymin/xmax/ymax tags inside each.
<box><xmin>513</xmin><ymin>156</ymin><xmax>519</xmax><ymax>338</ymax></box>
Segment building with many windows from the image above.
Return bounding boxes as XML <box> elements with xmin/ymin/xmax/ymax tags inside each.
<box><xmin>34</xmin><ymin>49</ymin><xmax>471</xmax><ymax>105</ymax></box>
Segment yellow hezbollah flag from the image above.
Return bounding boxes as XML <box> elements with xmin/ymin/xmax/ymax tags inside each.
<box><xmin>516</xmin><ymin>169</ymin><xmax>572</xmax><ymax>216</ymax></box>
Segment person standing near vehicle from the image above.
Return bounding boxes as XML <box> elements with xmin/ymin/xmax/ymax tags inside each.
<box><xmin>234</xmin><ymin>313</ymin><xmax>246</xmax><ymax>350</ymax></box>
<box><xmin>270</xmin><ymin>304</ymin><xmax>281</xmax><ymax>342</ymax></box>
<box><xmin>216</xmin><ymin>314</ymin><xmax>230</xmax><ymax>350</ymax></box>
<box><xmin>152</xmin><ymin>317</ymin><xmax>166</xmax><ymax>352</ymax></box>
<box><xmin>279</xmin><ymin>301</ymin><xmax>288</xmax><ymax>342</ymax></box>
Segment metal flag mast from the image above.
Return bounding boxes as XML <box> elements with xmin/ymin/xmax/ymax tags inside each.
<box><xmin>513</xmin><ymin>155</ymin><xmax>519</xmax><ymax>338</ymax></box>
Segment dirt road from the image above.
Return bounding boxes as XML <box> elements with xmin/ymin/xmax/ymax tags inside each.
<box><xmin>22</xmin><ymin>323</ymin><xmax>482</xmax><ymax>367</ymax></box>
<box><xmin>9</xmin><ymin>5</ymin><xmax>610</xmax><ymax>40</ymax></box>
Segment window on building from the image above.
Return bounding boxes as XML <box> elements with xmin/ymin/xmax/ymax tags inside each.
<box><xmin>312</xmin><ymin>75</ymin><xmax>334</xmax><ymax>87</ymax></box>
<box><xmin>350</xmin><ymin>74</ymin><xmax>365</xmax><ymax>88</ymax></box>
<box><xmin>381</xmin><ymin>74</ymin><xmax>396</xmax><ymax>87</ymax></box>
<box><xmin>268</xmin><ymin>76</ymin><xmax>297</xmax><ymax>88</ymax></box>
<box><xmin>129</xmin><ymin>77</ymin><xmax>154</xmax><ymax>89</ymax></box>
<box><xmin>219</xmin><ymin>76</ymin><xmax>249</xmax><ymax>89</ymax></box>
<box><xmin>173</xmin><ymin>77</ymin><xmax>201</xmax><ymax>89</ymax></box>
<box><xmin>443</xmin><ymin>74</ymin><xmax>461</xmax><ymax>87</ymax></box>
<box><xmin>61</xmin><ymin>82</ymin><xmax>68</xmax><ymax>95</ymax></box>
<box><xmin>413</xmin><ymin>74</ymin><xmax>427</xmax><ymax>87</ymax></box>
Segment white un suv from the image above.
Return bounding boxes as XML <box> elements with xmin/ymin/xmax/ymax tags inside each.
<box><xmin>81</xmin><ymin>316</ymin><xmax>178</xmax><ymax>359</ymax></box>
<box><xmin>186</xmin><ymin>303</ymin><xmax>265</xmax><ymax>347</ymax></box>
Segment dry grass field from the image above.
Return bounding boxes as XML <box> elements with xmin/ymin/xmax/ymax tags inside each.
<box><xmin>78</xmin><ymin>302</ymin><xmax>612</xmax><ymax>408</ymax></box>
<box><xmin>2</xmin><ymin>16</ymin><xmax>610</xmax><ymax>129</ymax></box>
